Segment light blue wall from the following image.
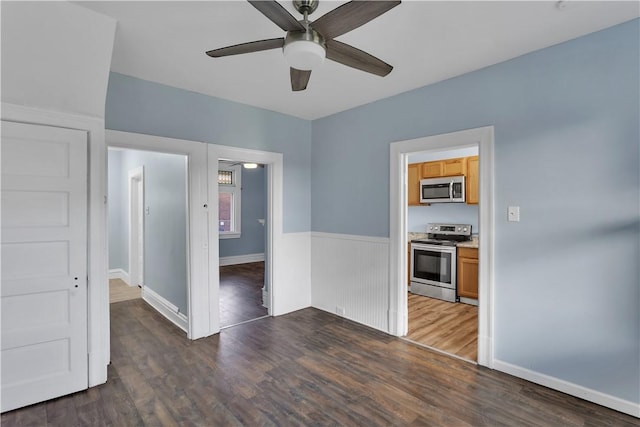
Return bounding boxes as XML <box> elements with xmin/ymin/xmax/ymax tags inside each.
<box><xmin>107</xmin><ymin>149</ymin><xmax>126</xmax><ymax>270</ymax></box>
<box><xmin>408</xmin><ymin>205</ymin><xmax>479</xmax><ymax>234</ymax></box>
<box><xmin>107</xmin><ymin>148</ymin><xmax>189</xmax><ymax>315</ymax></box>
<box><xmin>311</xmin><ymin>20</ymin><xmax>640</xmax><ymax>404</ymax></box>
<box><xmin>219</xmin><ymin>166</ymin><xmax>266</xmax><ymax>257</ymax></box>
<box><xmin>408</xmin><ymin>147</ymin><xmax>479</xmax><ymax>233</ymax></box>
<box><xmin>105</xmin><ymin>72</ymin><xmax>311</xmax><ymax>233</ymax></box>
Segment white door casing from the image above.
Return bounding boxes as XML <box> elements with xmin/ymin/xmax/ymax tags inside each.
<box><xmin>1</xmin><ymin>120</ymin><xmax>88</xmax><ymax>412</ymax></box>
<box><xmin>128</xmin><ymin>166</ymin><xmax>144</xmax><ymax>287</ymax></box>
<box><xmin>389</xmin><ymin>126</ymin><xmax>495</xmax><ymax>367</ymax></box>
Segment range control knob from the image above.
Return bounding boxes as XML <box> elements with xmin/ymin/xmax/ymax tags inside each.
<box><xmin>457</xmin><ymin>227</ymin><xmax>461</xmax><ymax>231</ymax></box>
<box><xmin>429</xmin><ymin>226</ymin><xmax>433</xmax><ymax>230</ymax></box>
<box><xmin>463</xmin><ymin>227</ymin><xmax>468</xmax><ymax>232</ymax></box>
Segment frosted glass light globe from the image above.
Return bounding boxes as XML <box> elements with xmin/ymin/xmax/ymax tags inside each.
<box><xmin>283</xmin><ymin>40</ymin><xmax>326</xmax><ymax>71</ymax></box>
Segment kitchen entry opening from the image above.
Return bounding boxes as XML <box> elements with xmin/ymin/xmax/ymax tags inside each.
<box><xmin>390</xmin><ymin>125</ymin><xmax>494</xmax><ymax>368</ymax></box>
<box><xmin>106</xmin><ymin>147</ymin><xmax>190</xmax><ymax>332</ymax></box>
<box><xmin>218</xmin><ymin>160</ymin><xmax>269</xmax><ymax>329</ymax></box>
<box><xmin>404</xmin><ymin>145</ymin><xmax>480</xmax><ymax>362</ymax></box>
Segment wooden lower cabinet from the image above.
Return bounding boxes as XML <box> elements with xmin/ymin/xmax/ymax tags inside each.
<box><xmin>457</xmin><ymin>247</ymin><xmax>478</xmax><ymax>299</ymax></box>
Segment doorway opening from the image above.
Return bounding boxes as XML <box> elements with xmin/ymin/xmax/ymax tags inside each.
<box><xmin>389</xmin><ymin>126</ymin><xmax>494</xmax><ymax>368</ymax></box>
<box><xmin>107</xmin><ymin>147</ymin><xmax>189</xmax><ymax>334</ymax></box>
<box><xmin>217</xmin><ymin>160</ymin><xmax>269</xmax><ymax>329</ymax></box>
<box><xmin>405</xmin><ymin>146</ymin><xmax>479</xmax><ymax>362</ymax></box>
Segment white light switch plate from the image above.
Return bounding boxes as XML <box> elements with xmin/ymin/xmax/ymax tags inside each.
<box><xmin>508</xmin><ymin>206</ymin><xmax>520</xmax><ymax>222</ymax></box>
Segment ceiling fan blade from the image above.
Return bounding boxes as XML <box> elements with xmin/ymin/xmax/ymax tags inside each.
<box><xmin>206</xmin><ymin>38</ymin><xmax>284</xmax><ymax>58</ymax></box>
<box><xmin>248</xmin><ymin>0</ymin><xmax>305</xmax><ymax>32</ymax></box>
<box><xmin>326</xmin><ymin>39</ymin><xmax>392</xmax><ymax>77</ymax></box>
<box><xmin>290</xmin><ymin>68</ymin><xmax>311</xmax><ymax>91</ymax></box>
<box><xmin>312</xmin><ymin>1</ymin><xmax>400</xmax><ymax>39</ymax></box>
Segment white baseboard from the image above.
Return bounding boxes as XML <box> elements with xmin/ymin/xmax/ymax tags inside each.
<box><xmin>108</xmin><ymin>268</ymin><xmax>131</xmax><ymax>286</ymax></box>
<box><xmin>142</xmin><ymin>287</ymin><xmax>188</xmax><ymax>333</ymax></box>
<box><xmin>219</xmin><ymin>252</ymin><xmax>264</xmax><ymax>266</ymax></box>
<box><xmin>493</xmin><ymin>359</ymin><xmax>639</xmax><ymax>418</ymax></box>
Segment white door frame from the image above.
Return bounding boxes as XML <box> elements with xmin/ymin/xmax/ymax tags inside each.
<box><xmin>389</xmin><ymin>126</ymin><xmax>495</xmax><ymax>367</ymax></box>
<box><xmin>207</xmin><ymin>145</ymin><xmax>283</xmax><ymax>334</ymax></box>
<box><xmin>106</xmin><ymin>130</ymin><xmax>208</xmax><ymax>339</ymax></box>
<box><xmin>128</xmin><ymin>166</ymin><xmax>144</xmax><ymax>287</ymax></box>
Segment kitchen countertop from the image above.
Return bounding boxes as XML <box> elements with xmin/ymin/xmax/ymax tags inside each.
<box><xmin>457</xmin><ymin>235</ymin><xmax>479</xmax><ymax>249</ymax></box>
<box><xmin>408</xmin><ymin>232</ymin><xmax>428</xmax><ymax>241</ymax></box>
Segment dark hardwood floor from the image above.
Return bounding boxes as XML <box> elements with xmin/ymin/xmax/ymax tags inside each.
<box><xmin>2</xmin><ymin>298</ymin><xmax>636</xmax><ymax>426</ymax></box>
<box><xmin>219</xmin><ymin>261</ymin><xmax>268</xmax><ymax>328</ymax></box>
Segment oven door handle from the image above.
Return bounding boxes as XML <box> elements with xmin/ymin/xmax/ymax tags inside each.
<box><xmin>411</xmin><ymin>243</ymin><xmax>457</xmax><ymax>254</ymax></box>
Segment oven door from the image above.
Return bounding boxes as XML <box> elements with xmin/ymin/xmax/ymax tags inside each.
<box><xmin>410</xmin><ymin>243</ymin><xmax>456</xmax><ymax>289</ymax></box>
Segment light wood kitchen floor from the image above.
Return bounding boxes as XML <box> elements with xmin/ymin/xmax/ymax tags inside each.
<box><xmin>406</xmin><ymin>293</ymin><xmax>478</xmax><ymax>361</ymax></box>
<box><xmin>109</xmin><ymin>279</ymin><xmax>141</xmax><ymax>304</ymax></box>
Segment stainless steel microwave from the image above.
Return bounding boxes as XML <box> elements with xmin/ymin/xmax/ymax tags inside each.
<box><xmin>420</xmin><ymin>176</ymin><xmax>465</xmax><ymax>203</ymax></box>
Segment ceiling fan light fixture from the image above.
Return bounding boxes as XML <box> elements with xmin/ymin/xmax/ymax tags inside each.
<box><xmin>283</xmin><ymin>30</ymin><xmax>326</xmax><ymax>71</ymax></box>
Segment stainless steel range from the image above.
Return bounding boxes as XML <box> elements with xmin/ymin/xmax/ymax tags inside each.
<box><xmin>410</xmin><ymin>223</ymin><xmax>472</xmax><ymax>302</ymax></box>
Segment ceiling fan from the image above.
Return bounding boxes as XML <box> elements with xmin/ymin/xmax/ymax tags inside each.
<box><xmin>206</xmin><ymin>0</ymin><xmax>401</xmax><ymax>91</ymax></box>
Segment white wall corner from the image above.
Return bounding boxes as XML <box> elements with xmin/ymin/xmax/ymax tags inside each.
<box><xmin>272</xmin><ymin>232</ymin><xmax>311</xmax><ymax>316</ymax></box>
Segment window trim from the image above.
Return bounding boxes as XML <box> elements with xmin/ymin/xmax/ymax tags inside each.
<box><xmin>218</xmin><ymin>163</ymin><xmax>241</xmax><ymax>239</ymax></box>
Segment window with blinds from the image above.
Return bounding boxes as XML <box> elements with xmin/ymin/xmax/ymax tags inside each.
<box><xmin>218</xmin><ymin>170</ymin><xmax>233</xmax><ymax>185</ymax></box>
<box><xmin>217</xmin><ymin>164</ymin><xmax>241</xmax><ymax>238</ymax></box>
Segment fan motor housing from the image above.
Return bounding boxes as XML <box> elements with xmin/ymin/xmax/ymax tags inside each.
<box><xmin>293</xmin><ymin>0</ymin><xmax>319</xmax><ymax>15</ymax></box>
<box><xmin>284</xmin><ymin>27</ymin><xmax>326</xmax><ymax>49</ymax></box>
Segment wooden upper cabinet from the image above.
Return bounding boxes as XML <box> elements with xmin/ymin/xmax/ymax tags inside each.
<box><xmin>457</xmin><ymin>247</ymin><xmax>478</xmax><ymax>299</ymax></box>
<box><xmin>466</xmin><ymin>156</ymin><xmax>479</xmax><ymax>205</ymax></box>
<box><xmin>443</xmin><ymin>158</ymin><xmax>466</xmax><ymax>176</ymax></box>
<box><xmin>421</xmin><ymin>157</ymin><xmax>465</xmax><ymax>178</ymax></box>
<box><xmin>421</xmin><ymin>161</ymin><xmax>443</xmax><ymax>178</ymax></box>
<box><xmin>408</xmin><ymin>163</ymin><xmax>421</xmax><ymax>206</ymax></box>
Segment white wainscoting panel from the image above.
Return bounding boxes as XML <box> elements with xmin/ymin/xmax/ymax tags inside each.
<box><xmin>271</xmin><ymin>232</ymin><xmax>311</xmax><ymax>316</ymax></box>
<box><xmin>311</xmin><ymin>232</ymin><xmax>390</xmax><ymax>333</ymax></box>
<box><xmin>219</xmin><ymin>253</ymin><xmax>264</xmax><ymax>266</ymax></box>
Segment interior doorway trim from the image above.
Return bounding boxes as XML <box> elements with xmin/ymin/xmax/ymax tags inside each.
<box><xmin>106</xmin><ymin>130</ymin><xmax>208</xmax><ymax>340</ymax></box>
<box><xmin>127</xmin><ymin>166</ymin><xmax>144</xmax><ymax>287</ymax></box>
<box><xmin>389</xmin><ymin>126</ymin><xmax>495</xmax><ymax>368</ymax></box>
<box><xmin>207</xmin><ymin>145</ymin><xmax>283</xmax><ymax>335</ymax></box>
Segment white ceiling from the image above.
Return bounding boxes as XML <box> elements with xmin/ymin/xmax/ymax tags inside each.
<box><xmin>77</xmin><ymin>1</ymin><xmax>639</xmax><ymax>120</ymax></box>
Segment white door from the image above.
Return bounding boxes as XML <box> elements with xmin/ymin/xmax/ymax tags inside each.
<box><xmin>1</xmin><ymin>120</ymin><xmax>88</xmax><ymax>412</ymax></box>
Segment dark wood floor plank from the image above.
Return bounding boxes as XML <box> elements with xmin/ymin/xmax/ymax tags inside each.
<box><xmin>2</xmin><ymin>299</ymin><xmax>637</xmax><ymax>426</ymax></box>
<box><xmin>220</xmin><ymin>261</ymin><xmax>268</xmax><ymax>327</ymax></box>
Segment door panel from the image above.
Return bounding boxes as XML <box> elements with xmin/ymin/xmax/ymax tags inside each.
<box><xmin>1</xmin><ymin>120</ymin><xmax>88</xmax><ymax>413</ymax></box>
